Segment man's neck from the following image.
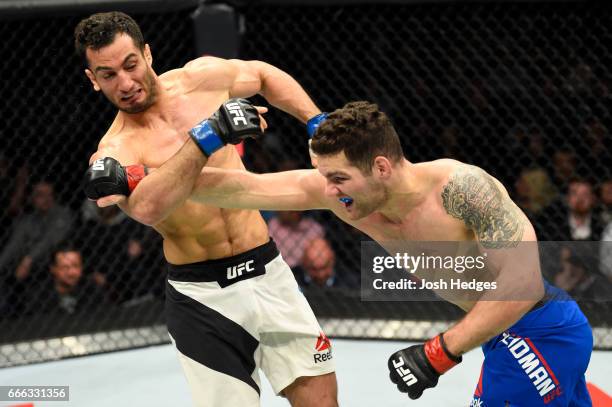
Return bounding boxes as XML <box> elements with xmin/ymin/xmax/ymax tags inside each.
<box><xmin>378</xmin><ymin>160</ymin><xmax>423</xmax><ymax>223</ymax></box>
<box><xmin>55</xmin><ymin>281</ymin><xmax>76</xmax><ymax>296</ymax></box>
<box><xmin>35</xmin><ymin>206</ymin><xmax>53</xmax><ymax>216</ymax></box>
<box><xmin>570</xmin><ymin>211</ymin><xmax>591</xmax><ymax>225</ymax></box>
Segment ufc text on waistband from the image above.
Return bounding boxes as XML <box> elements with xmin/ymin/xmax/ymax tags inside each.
<box><xmin>166</xmin><ymin>239</ymin><xmax>279</xmax><ymax>288</ymax></box>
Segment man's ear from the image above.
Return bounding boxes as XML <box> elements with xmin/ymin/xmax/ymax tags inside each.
<box><xmin>144</xmin><ymin>44</ymin><xmax>153</xmax><ymax>66</ymax></box>
<box><xmin>373</xmin><ymin>156</ymin><xmax>393</xmax><ymax>180</ymax></box>
<box><xmin>85</xmin><ymin>69</ymin><xmax>101</xmax><ymax>92</ymax></box>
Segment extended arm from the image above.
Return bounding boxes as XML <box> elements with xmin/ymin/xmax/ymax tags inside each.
<box><xmin>440</xmin><ymin>165</ymin><xmax>543</xmax><ymax>356</ymax></box>
<box><xmin>192</xmin><ymin>167</ymin><xmax>328</xmax><ymax>211</ymax></box>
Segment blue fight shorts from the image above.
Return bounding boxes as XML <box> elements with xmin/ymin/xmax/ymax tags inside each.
<box><xmin>471</xmin><ymin>281</ymin><xmax>593</xmax><ymax>407</ymax></box>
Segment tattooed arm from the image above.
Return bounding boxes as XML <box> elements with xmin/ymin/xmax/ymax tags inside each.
<box><xmin>440</xmin><ymin>164</ymin><xmax>544</xmax><ymax>356</ymax></box>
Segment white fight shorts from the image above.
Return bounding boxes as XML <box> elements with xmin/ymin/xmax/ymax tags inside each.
<box><xmin>165</xmin><ymin>239</ymin><xmax>335</xmax><ymax>407</ymax></box>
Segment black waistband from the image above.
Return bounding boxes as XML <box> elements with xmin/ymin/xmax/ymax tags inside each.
<box><xmin>529</xmin><ymin>291</ymin><xmax>552</xmax><ymax>313</ymax></box>
<box><xmin>167</xmin><ymin>239</ymin><xmax>279</xmax><ymax>288</ymax></box>
<box><xmin>529</xmin><ymin>299</ymin><xmax>546</xmax><ymax>313</ymax></box>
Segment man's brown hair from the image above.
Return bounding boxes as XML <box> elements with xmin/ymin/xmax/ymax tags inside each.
<box><xmin>311</xmin><ymin>101</ymin><xmax>404</xmax><ymax>173</ymax></box>
<box><xmin>74</xmin><ymin>11</ymin><xmax>145</xmax><ymax>67</ymax></box>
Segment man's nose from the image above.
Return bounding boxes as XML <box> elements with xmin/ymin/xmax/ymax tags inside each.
<box><xmin>117</xmin><ymin>71</ymin><xmax>135</xmax><ymax>92</ymax></box>
<box><xmin>325</xmin><ymin>183</ymin><xmax>340</xmax><ymax>197</ymax></box>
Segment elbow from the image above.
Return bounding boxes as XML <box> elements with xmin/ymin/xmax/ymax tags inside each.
<box><xmin>130</xmin><ymin>201</ymin><xmax>164</xmax><ymax>226</ymax></box>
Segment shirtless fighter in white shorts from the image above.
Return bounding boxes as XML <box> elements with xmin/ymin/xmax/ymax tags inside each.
<box><xmin>76</xmin><ymin>11</ymin><xmax>336</xmax><ymax>407</ymax></box>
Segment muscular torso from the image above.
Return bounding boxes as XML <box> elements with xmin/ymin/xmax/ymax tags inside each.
<box><xmin>335</xmin><ymin>161</ymin><xmax>474</xmax><ymax>242</ymax></box>
<box><xmin>99</xmin><ymin>70</ymin><xmax>269</xmax><ymax>264</ymax></box>
<box><xmin>330</xmin><ymin>161</ymin><xmax>509</xmax><ymax>310</ymax></box>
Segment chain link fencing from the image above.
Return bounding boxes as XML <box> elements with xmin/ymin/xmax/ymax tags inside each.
<box><xmin>0</xmin><ymin>1</ymin><xmax>611</xmax><ymax>367</ymax></box>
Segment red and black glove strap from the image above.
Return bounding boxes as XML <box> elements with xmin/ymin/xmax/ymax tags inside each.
<box><xmin>125</xmin><ymin>165</ymin><xmax>148</xmax><ymax>193</ymax></box>
<box><xmin>423</xmin><ymin>333</ymin><xmax>462</xmax><ymax>374</ymax></box>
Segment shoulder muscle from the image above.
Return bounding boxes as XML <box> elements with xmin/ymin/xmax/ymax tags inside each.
<box><xmin>441</xmin><ymin>164</ymin><xmax>526</xmax><ymax>248</ymax></box>
<box><xmin>90</xmin><ymin>127</ymin><xmax>139</xmax><ymax>166</ymax></box>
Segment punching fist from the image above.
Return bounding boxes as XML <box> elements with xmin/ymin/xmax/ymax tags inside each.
<box><xmin>84</xmin><ymin>157</ymin><xmax>147</xmax><ymax>200</ymax></box>
<box><xmin>388</xmin><ymin>334</ymin><xmax>462</xmax><ymax>399</ymax></box>
<box><xmin>190</xmin><ymin>98</ymin><xmax>264</xmax><ymax>156</ymax></box>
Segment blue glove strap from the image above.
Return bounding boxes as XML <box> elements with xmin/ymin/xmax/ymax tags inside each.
<box><xmin>307</xmin><ymin>113</ymin><xmax>328</xmax><ymax>138</ymax></box>
<box><xmin>190</xmin><ymin>121</ymin><xmax>224</xmax><ymax>157</ymax></box>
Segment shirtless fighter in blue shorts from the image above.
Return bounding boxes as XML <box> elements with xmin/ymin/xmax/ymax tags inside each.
<box><xmin>95</xmin><ymin>100</ymin><xmax>594</xmax><ymax>406</ymax></box>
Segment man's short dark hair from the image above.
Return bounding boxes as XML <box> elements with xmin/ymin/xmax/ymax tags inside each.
<box><xmin>49</xmin><ymin>242</ymin><xmax>81</xmax><ymax>267</ymax></box>
<box><xmin>568</xmin><ymin>177</ymin><xmax>594</xmax><ymax>189</ymax></box>
<box><xmin>311</xmin><ymin>101</ymin><xmax>404</xmax><ymax>173</ymax></box>
<box><xmin>74</xmin><ymin>11</ymin><xmax>145</xmax><ymax>67</ymax></box>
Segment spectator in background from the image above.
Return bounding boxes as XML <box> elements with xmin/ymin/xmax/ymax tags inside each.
<box><xmin>0</xmin><ymin>181</ymin><xmax>72</xmax><ymax>282</ymax></box>
<box><xmin>5</xmin><ymin>245</ymin><xmax>107</xmax><ymax>316</ymax></box>
<box><xmin>583</xmin><ymin>117</ymin><xmax>611</xmax><ymax>173</ymax></box>
<box><xmin>75</xmin><ymin>199</ymin><xmax>163</xmax><ymax>303</ymax></box>
<box><xmin>513</xmin><ymin>168</ymin><xmax>558</xmax><ymax>221</ymax></box>
<box><xmin>117</xmin><ymin>231</ymin><xmax>166</xmax><ymax>303</ymax></box>
<box><xmin>554</xmin><ymin>246</ymin><xmax>612</xmax><ymax>302</ymax></box>
<box><xmin>268</xmin><ymin>210</ymin><xmax>325</xmax><ymax>271</ymax></box>
<box><xmin>507</xmin><ymin>125</ymin><xmax>553</xmax><ymax>181</ymax></box>
<box><xmin>525</xmin><ymin>126</ymin><xmax>548</xmax><ymax>169</ymax></box>
<box><xmin>565</xmin><ymin>180</ymin><xmax>604</xmax><ymax>241</ymax></box>
<box><xmin>76</xmin><ymin>199</ymin><xmax>136</xmax><ymax>279</ymax></box>
<box><xmin>551</xmin><ymin>149</ymin><xmax>577</xmax><ymax>192</ymax></box>
<box><xmin>600</xmin><ymin>223</ymin><xmax>612</xmax><ymax>281</ymax></box>
<box><xmin>598</xmin><ymin>181</ymin><xmax>612</xmax><ymax>281</ymax></box>
<box><xmin>0</xmin><ymin>153</ymin><xmax>29</xmax><ymax>246</ymax></box>
<box><xmin>297</xmin><ymin>238</ymin><xmax>339</xmax><ymax>289</ymax></box>
<box><xmin>508</xmin><ymin>125</ymin><xmax>528</xmax><ymax>155</ymax></box>
<box><xmin>43</xmin><ymin>246</ymin><xmax>107</xmax><ymax>314</ymax></box>
<box><xmin>599</xmin><ymin>179</ymin><xmax>612</xmax><ymax>225</ymax></box>
<box><xmin>537</xmin><ymin>179</ymin><xmax>604</xmax><ymax>241</ymax></box>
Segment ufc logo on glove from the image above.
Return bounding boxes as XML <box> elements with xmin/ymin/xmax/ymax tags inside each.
<box><xmin>225</xmin><ymin>101</ymin><xmax>248</xmax><ymax>126</ymax></box>
<box><xmin>92</xmin><ymin>159</ymin><xmax>105</xmax><ymax>171</ymax></box>
<box><xmin>391</xmin><ymin>357</ymin><xmax>418</xmax><ymax>386</ymax></box>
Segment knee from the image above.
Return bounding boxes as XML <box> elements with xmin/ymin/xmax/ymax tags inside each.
<box><xmin>283</xmin><ymin>373</ymin><xmax>338</xmax><ymax>407</ymax></box>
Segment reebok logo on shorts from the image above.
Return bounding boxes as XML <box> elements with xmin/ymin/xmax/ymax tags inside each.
<box><xmin>470</xmin><ymin>397</ymin><xmax>484</xmax><ymax>407</ymax></box>
<box><xmin>501</xmin><ymin>332</ymin><xmax>563</xmax><ymax>403</ymax></box>
<box><xmin>313</xmin><ymin>332</ymin><xmax>333</xmax><ymax>363</ymax></box>
<box><xmin>315</xmin><ymin>332</ymin><xmax>331</xmax><ymax>351</ymax></box>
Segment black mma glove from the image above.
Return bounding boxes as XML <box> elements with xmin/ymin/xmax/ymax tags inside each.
<box><xmin>189</xmin><ymin>98</ymin><xmax>263</xmax><ymax>157</ymax></box>
<box><xmin>388</xmin><ymin>333</ymin><xmax>462</xmax><ymax>400</ymax></box>
<box><xmin>84</xmin><ymin>157</ymin><xmax>147</xmax><ymax>200</ymax></box>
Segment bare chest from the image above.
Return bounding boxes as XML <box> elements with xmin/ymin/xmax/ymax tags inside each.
<box><xmin>125</xmin><ymin>91</ymin><xmax>240</xmax><ymax>231</ymax></box>
<box><xmin>138</xmin><ymin>93</ymin><xmax>227</xmax><ymax>167</ymax></box>
<box><xmin>352</xmin><ymin>201</ymin><xmax>473</xmax><ymax>244</ymax></box>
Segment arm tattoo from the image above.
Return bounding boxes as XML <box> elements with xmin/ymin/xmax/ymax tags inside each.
<box><xmin>441</xmin><ymin>166</ymin><xmax>525</xmax><ymax>248</ymax></box>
